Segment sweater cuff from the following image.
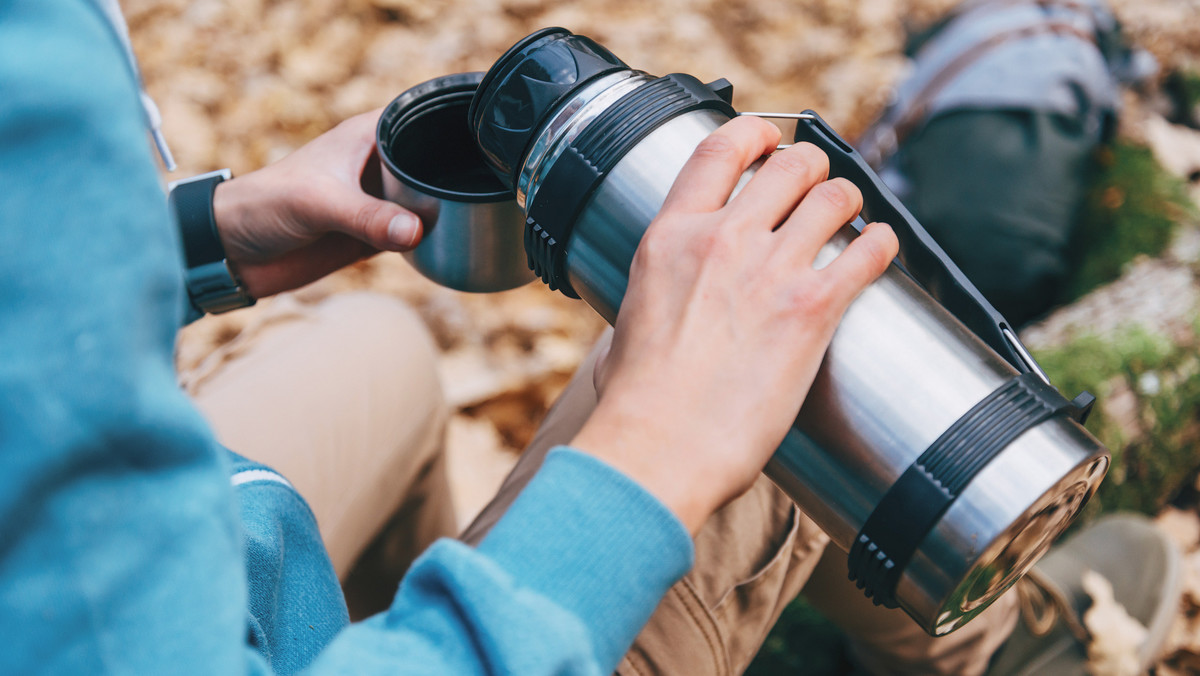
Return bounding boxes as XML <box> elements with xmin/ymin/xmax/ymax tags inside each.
<box><xmin>477</xmin><ymin>446</ymin><xmax>694</xmax><ymax>671</ymax></box>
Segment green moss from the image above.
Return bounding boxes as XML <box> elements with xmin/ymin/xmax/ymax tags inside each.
<box><xmin>1034</xmin><ymin>327</ymin><xmax>1200</xmax><ymax>517</ymax></box>
<box><xmin>1066</xmin><ymin>142</ymin><xmax>1195</xmax><ymax>300</ymax></box>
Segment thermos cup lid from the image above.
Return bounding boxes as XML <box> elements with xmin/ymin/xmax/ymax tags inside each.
<box><xmin>374</xmin><ymin>72</ymin><xmax>506</xmax><ymax>204</ymax></box>
<box><xmin>377</xmin><ymin>72</ymin><xmax>511</xmax><ymax>203</ymax></box>
<box><xmin>375</xmin><ymin>73</ymin><xmax>533</xmax><ymax>293</ymax></box>
<box><xmin>468</xmin><ymin>27</ymin><xmax>629</xmax><ymax>190</ymax></box>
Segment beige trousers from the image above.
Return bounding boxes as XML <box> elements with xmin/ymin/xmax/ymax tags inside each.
<box><xmin>185</xmin><ymin>291</ymin><xmax>1017</xmax><ymax>675</ymax></box>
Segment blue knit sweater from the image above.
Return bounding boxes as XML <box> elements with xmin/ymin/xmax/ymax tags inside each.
<box><xmin>0</xmin><ymin>2</ymin><xmax>693</xmax><ymax>673</ymax></box>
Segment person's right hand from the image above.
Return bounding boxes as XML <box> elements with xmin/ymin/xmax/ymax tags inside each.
<box><xmin>570</xmin><ymin>116</ymin><xmax>899</xmax><ymax>535</ymax></box>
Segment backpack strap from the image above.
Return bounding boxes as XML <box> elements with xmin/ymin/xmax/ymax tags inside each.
<box><xmin>886</xmin><ymin>22</ymin><xmax>1096</xmax><ymax>157</ymax></box>
<box><xmin>859</xmin><ymin>0</ymin><xmax>1118</xmax><ymax>169</ymax></box>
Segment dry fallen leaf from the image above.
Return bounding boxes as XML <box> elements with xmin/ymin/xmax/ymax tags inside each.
<box><xmin>1084</xmin><ymin>569</ymin><xmax>1149</xmax><ymax>676</ymax></box>
<box><xmin>1157</xmin><ymin>508</ymin><xmax>1200</xmax><ymax>553</ymax></box>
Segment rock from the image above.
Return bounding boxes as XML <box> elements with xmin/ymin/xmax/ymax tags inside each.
<box><xmin>1021</xmin><ymin>256</ymin><xmax>1200</xmax><ymax>350</ymax></box>
<box><xmin>1145</xmin><ymin>115</ymin><xmax>1200</xmax><ymax>180</ymax></box>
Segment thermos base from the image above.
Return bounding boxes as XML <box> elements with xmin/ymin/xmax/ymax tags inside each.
<box><xmin>903</xmin><ymin>417</ymin><xmax>1110</xmax><ymax>635</ymax></box>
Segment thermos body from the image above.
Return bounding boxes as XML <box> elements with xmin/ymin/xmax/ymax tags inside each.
<box><xmin>566</xmin><ymin>107</ymin><xmax>733</xmax><ymax>320</ymax></box>
<box><xmin>432</xmin><ymin>27</ymin><xmax>1111</xmax><ymax>634</ymax></box>
<box><xmin>531</xmin><ymin>98</ymin><xmax>1107</xmax><ymax>633</ymax></box>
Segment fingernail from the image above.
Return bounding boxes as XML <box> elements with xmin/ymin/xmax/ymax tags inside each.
<box><xmin>387</xmin><ymin>214</ymin><xmax>420</xmax><ymax>249</ymax></box>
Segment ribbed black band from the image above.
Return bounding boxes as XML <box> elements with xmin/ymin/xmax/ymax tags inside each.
<box><xmin>524</xmin><ymin>74</ymin><xmax>735</xmax><ymax>298</ymax></box>
<box><xmin>169</xmin><ymin>172</ymin><xmax>227</xmax><ymax>269</ymax></box>
<box><xmin>847</xmin><ymin>373</ymin><xmax>1077</xmax><ymax>607</ymax></box>
<box><xmin>524</xmin><ymin>217</ymin><xmax>578</xmax><ymax>298</ymax></box>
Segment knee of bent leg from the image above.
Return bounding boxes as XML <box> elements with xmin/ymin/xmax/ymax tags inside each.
<box><xmin>315</xmin><ymin>291</ymin><xmax>447</xmax><ymax>414</ymax></box>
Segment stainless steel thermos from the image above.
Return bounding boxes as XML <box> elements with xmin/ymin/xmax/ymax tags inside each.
<box><xmin>391</xmin><ymin>27</ymin><xmax>1111</xmax><ymax>635</ymax></box>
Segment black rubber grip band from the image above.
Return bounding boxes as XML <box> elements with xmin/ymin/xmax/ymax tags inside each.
<box><xmin>524</xmin><ymin>74</ymin><xmax>735</xmax><ymax>298</ymax></box>
<box><xmin>847</xmin><ymin>373</ymin><xmax>1077</xmax><ymax>607</ymax></box>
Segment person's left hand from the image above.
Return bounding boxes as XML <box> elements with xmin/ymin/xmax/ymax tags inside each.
<box><xmin>210</xmin><ymin>108</ymin><xmax>422</xmax><ymax>298</ymax></box>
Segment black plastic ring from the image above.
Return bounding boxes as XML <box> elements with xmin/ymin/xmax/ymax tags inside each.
<box><xmin>847</xmin><ymin>372</ymin><xmax>1077</xmax><ymax>607</ymax></box>
<box><xmin>523</xmin><ymin>73</ymin><xmax>735</xmax><ymax>298</ymax></box>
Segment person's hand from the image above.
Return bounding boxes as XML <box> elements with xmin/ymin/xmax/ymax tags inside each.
<box><xmin>570</xmin><ymin>116</ymin><xmax>899</xmax><ymax>535</ymax></box>
<box><xmin>211</xmin><ymin>108</ymin><xmax>420</xmax><ymax>298</ymax></box>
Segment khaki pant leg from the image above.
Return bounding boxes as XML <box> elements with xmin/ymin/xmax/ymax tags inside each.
<box><xmin>185</xmin><ymin>292</ymin><xmax>454</xmax><ymax>581</ymax></box>
<box><xmin>801</xmin><ymin>532</ymin><xmax>1020</xmax><ymax>676</ymax></box>
<box><xmin>461</xmin><ymin>329</ymin><xmax>831</xmax><ymax>676</ymax></box>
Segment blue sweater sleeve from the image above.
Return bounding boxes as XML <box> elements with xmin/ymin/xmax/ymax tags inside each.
<box><xmin>309</xmin><ymin>449</ymin><xmax>694</xmax><ymax>675</ymax></box>
<box><xmin>0</xmin><ymin>0</ymin><xmax>255</xmax><ymax>672</ymax></box>
<box><xmin>1</xmin><ymin>2</ymin><xmax>694</xmax><ymax>674</ymax></box>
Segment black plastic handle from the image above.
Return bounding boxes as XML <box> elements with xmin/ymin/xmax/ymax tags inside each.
<box><xmin>792</xmin><ymin>110</ymin><xmax>1030</xmax><ymax>375</ymax></box>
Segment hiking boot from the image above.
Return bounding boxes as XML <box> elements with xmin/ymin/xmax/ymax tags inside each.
<box><xmin>986</xmin><ymin>513</ymin><xmax>1183</xmax><ymax>675</ymax></box>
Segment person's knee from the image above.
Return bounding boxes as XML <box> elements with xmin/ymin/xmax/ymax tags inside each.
<box><xmin>314</xmin><ymin>291</ymin><xmax>447</xmax><ymax>414</ymax></box>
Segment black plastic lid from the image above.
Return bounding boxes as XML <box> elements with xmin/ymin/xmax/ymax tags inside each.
<box><xmin>468</xmin><ymin>27</ymin><xmax>630</xmax><ymax>189</ymax></box>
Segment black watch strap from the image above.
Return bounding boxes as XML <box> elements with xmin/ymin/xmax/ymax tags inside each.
<box><xmin>168</xmin><ymin>169</ymin><xmax>256</xmax><ymax>314</ymax></box>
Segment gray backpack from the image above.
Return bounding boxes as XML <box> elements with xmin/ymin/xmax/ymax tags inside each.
<box><xmin>856</xmin><ymin>0</ymin><xmax>1153</xmax><ymax>326</ymax></box>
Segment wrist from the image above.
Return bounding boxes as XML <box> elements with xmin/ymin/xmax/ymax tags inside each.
<box><xmin>209</xmin><ymin>174</ymin><xmax>260</xmax><ymax>261</ymax></box>
<box><xmin>209</xmin><ymin>178</ymin><xmax>239</xmax><ymax>250</ymax></box>
<box><xmin>570</xmin><ymin>406</ymin><xmax>716</xmax><ymax>536</ymax></box>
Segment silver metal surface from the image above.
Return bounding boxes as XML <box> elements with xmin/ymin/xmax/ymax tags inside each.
<box><xmin>770</xmin><ymin>233</ymin><xmax>1107</xmax><ymax>633</ymax></box>
<box><xmin>565</xmin><ymin>109</ymin><xmax>737</xmax><ymax>320</ymax></box>
<box><xmin>380</xmin><ymin>170</ymin><xmax>531</xmax><ymax>293</ymax></box>
<box><xmin>739</xmin><ymin>111</ymin><xmax>818</xmax><ymax>149</ymax></box>
<box><xmin>517</xmin><ymin>88</ymin><xmax>1108</xmax><ymax>633</ymax></box>
<box><xmin>377</xmin><ymin>77</ymin><xmax>533</xmax><ymax>293</ymax></box>
<box><xmin>1002</xmin><ymin>325</ymin><xmax>1051</xmax><ymax>384</ymax></box>
<box><xmin>905</xmin><ymin>418</ymin><xmax>1107</xmax><ymax>633</ymax></box>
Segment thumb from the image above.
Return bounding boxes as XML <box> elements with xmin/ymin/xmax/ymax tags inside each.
<box><xmin>591</xmin><ymin>330</ymin><xmax>615</xmax><ymax>394</ymax></box>
<box><xmin>330</xmin><ymin>192</ymin><xmax>424</xmax><ymax>252</ymax></box>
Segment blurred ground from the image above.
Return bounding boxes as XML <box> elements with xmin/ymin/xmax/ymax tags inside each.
<box><xmin>131</xmin><ymin>0</ymin><xmax>1200</xmax><ymax>672</ymax></box>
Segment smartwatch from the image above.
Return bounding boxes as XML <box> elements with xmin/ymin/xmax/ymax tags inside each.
<box><xmin>168</xmin><ymin>169</ymin><xmax>256</xmax><ymax>314</ymax></box>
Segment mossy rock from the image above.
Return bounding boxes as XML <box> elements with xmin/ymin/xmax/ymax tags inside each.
<box><xmin>1066</xmin><ymin>141</ymin><xmax>1196</xmax><ymax>300</ymax></box>
<box><xmin>1034</xmin><ymin>325</ymin><xmax>1200</xmax><ymax>518</ymax></box>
